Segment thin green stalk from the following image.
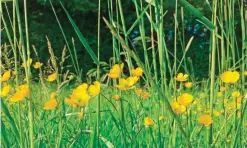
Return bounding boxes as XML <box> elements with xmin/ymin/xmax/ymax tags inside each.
<box><xmin>208</xmin><ymin>0</ymin><xmax>217</xmax><ymax>146</ymax></box>
<box><xmin>23</xmin><ymin>0</ymin><xmax>34</xmax><ymax>147</ymax></box>
<box><xmin>96</xmin><ymin>0</ymin><xmax>101</xmax><ymax>146</ymax></box>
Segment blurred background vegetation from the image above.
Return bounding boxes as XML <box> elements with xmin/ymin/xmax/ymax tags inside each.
<box><xmin>1</xmin><ymin>0</ymin><xmax>243</xmax><ymax>78</ymax></box>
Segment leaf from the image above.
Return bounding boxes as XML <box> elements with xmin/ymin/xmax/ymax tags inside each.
<box><xmin>178</xmin><ymin>0</ymin><xmax>215</xmax><ymax>30</ymax></box>
<box><xmin>100</xmin><ymin>136</ymin><xmax>114</xmax><ymax>148</ymax></box>
<box><xmin>60</xmin><ymin>2</ymin><xmax>99</xmax><ymax>65</ymax></box>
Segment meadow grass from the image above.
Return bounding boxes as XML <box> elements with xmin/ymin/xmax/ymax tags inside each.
<box><xmin>1</xmin><ymin>0</ymin><xmax>247</xmax><ymax>147</ymax></box>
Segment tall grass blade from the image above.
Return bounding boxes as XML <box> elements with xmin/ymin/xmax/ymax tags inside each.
<box><xmin>60</xmin><ymin>2</ymin><xmax>100</xmax><ymax>65</ymax></box>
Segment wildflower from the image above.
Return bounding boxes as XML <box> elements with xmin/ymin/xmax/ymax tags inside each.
<box><xmin>232</xmin><ymin>91</ymin><xmax>240</xmax><ymax>98</ymax></box>
<box><xmin>47</xmin><ymin>73</ymin><xmax>57</xmax><ymax>82</ymax></box>
<box><xmin>237</xmin><ymin>112</ymin><xmax>241</xmax><ymax>118</ymax></box>
<box><xmin>136</xmin><ymin>88</ymin><xmax>151</xmax><ymax>100</ymax></box>
<box><xmin>184</xmin><ymin>82</ymin><xmax>192</xmax><ymax>88</ymax></box>
<box><xmin>131</xmin><ymin>67</ymin><xmax>143</xmax><ymax>77</ymax></box>
<box><xmin>171</xmin><ymin>101</ymin><xmax>186</xmax><ymax>114</ymax></box>
<box><xmin>33</xmin><ymin>62</ymin><xmax>43</xmax><ymax>69</ymax></box>
<box><xmin>175</xmin><ymin>73</ymin><xmax>188</xmax><ymax>82</ymax></box>
<box><xmin>0</xmin><ymin>84</ymin><xmax>11</xmax><ymax>97</ymax></box>
<box><xmin>220</xmin><ymin>71</ymin><xmax>240</xmax><ymax>84</ymax></box>
<box><xmin>43</xmin><ymin>98</ymin><xmax>57</xmax><ymax>110</ymax></box>
<box><xmin>18</xmin><ymin>85</ymin><xmax>29</xmax><ymax>97</ymax></box>
<box><xmin>108</xmin><ymin>63</ymin><xmax>124</xmax><ymax>78</ymax></box>
<box><xmin>198</xmin><ymin>114</ymin><xmax>213</xmax><ymax>126</ymax></box>
<box><xmin>159</xmin><ymin>116</ymin><xmax>165</xmax><ymax>121</ymax></box>
<box><xmin>50</xmin><ymin>92</ymin><xmax>57</xmax><ymax>99</ymax></box>
<box><xmin>88</xmin><ymin>81</ymin><xmax>100</xmax><ymax>97</ymax></box>
<box><xmin>9</xmin><ymin>91</ymin><xmax>26</xmax><ymax>102</ymax></box>
<box><xmin>144</xmin><ymin>117</ymin><xmax>154</xmax><ymax>127</ymax></box>
<box><xmin>220</xmin><ymin>87</ymin><xmax>226</xmax><ymax>92</ymax></box>
<box><xmin>21</xmin><ymin>58</ymin><xmax>33</xmax><ymax>68</ymax></box>
<box><xmin>177</xmin><ymin>93</ymin><xmax>193</xmax><ymax>107</ymax></box>
<box><xmin>217</xmin><ymin>92</ymin><xmax>222</xmax><ymax>98</ymax></box>
<box><xmin>113</xmin><ymin>95</ymin><xmax>120</xmax><ymax>101</ymax></box>
<box><xmin>115</xmin><ymin>77</ymin><xmax>139</xmax><ymax>90</ymax></box>
<box><xmin>244</xmin><ymin>71</ymin><xmax>247</xmax><ymax>76</ymax></box>
<box><xmin>213</xmin><ymin>111</ymin><xmax>221</xmax><ymax>117</ymax></box>
<box><xmin>1</xmin><ymin>70</ymin><xmax>11</xmax><ymax>82</ymax></box>
<box><xmin>65</xmin><ymin>97</ymin><xmax>78</xmax><ymax>108</ymax></box>
<box><xmin>78</xmin><ymin>111</ymin><xmax>83</xmax><ymax>120</ymax></box>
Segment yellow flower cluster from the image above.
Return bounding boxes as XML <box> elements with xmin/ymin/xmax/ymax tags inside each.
<box><xmin>171</xmin><ymin>93</ymin><xmax>193</xmax><ymax>114</ymax></box>
<box><xmin>65</xmin><ymin>81</ymin><xmax>100</xmax><ymax>107</ymax></box>
<box><xmin>43</xmin><ymin>92</ymin><xmax>58</xmax><ymax>110</ymax></box>
<box><xmin>9</xmin><ymin>84</ymin><xmax>29</xmax><ymax>103</ymax></box>
<box><xmin>108</xmin><ymin>63</ymin><xmax>124</xmax><ymax>78</ymax></box>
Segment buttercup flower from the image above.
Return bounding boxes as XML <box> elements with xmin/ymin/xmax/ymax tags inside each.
<box><xmin>177</xmin><ymin>93</ymin><xmax>193</xmax><ymax>107</ymax></box>
<box><xmin>184</xmin><ymin>82</ymin><xmax>193</xmax><ymax>88</ymax></box>
<box><xmin>113</xmin><ymin>95</ymin><xmax>120</xmax><ymax>101</ymax></box>
<box><xmin>136</xmin><ymin>88</ymin><xmax>151</xmax><ymax>100</ymax></box>
<box><xmin>1</xmin><ymin>70</ymin><xmax>11</xmax><ymax>82</ymax></box>
<box><xmin>0</xmin><ymin>84</ymin><xmax>11</xmax><ymax>97</ymax></box>
<box><xmin>198</xmin><ymin>114</ymin><xmax>213</xmax><ymax>126</ymax></box>
<box><xmin>232</xmin><ymin>91</ymin><xmax>240</xmax><ymax>98</ymax></box>
<box><xmin>108</xmin><ymin>63</ymin><xmax>124</xmax><ymax>78</ymax></box>
<box><xmin>33</xmin><ymin>62</ymin><xmax>43</xmax><ymax>69</ymax></box>
<box><xmin>88</xmin><ymin>81</ymin><xmax>101</xmax><ymax>97</ymax></box>
<box><xmin>47</xmin><ymin>73</ymin><xmax>57</xmax><ymax>82</ymax></box>
<box><xmin>21</xmin><ymin>58</ymin><xmax>33</xmax><ymax>68</ymax></box>
<box><xmin>244</xmin><ymin>71</ymin><xmax>247</xmax><ymax>76</ymax></box>
<box><xmin>78</xmin><ymin>111</ymin><xmax>84</xmax><ymax>120</ymax></box>
<box><xmin>171</xmin><ymin>101</ymin><xmax>186</xmax><ymax>114</ymax></box>
<box><xmin>175</xmin><ymin>73</ymin><xmax>188</xmax><ymax>82</ymax></box>
<box><xmin>220</xmin><ymin>71</ymin><xmax>240</xmax><ymax>84</ymax></box>
<box><xmin>115</xmin><ymin>77</ymin><xmax>139</xmax><ymax>90</ymax></box>
<box><xmin>43</xmin><ymin>98</ymin><xmax>57</xmax><ymax>110</ymax></box>
<box><xmin>131</xmin><ymin>67</ymin><xmax>143</xmax><ymax>77</ymax></box>
<box><xmin>213</xmin><ymin>111</ymin><xmax>220</xmax><ymax>116</ymax></box>
<box><xmin>144</xmin><ymin>117</ymin><xmax>154</xmax><ymax>127</ymax></box>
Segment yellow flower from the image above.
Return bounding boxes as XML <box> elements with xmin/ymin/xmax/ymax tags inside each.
<box><xmin>184</xmin><ymin>82</ymin><xmax>192</xmax><ymax>88</ymax></box>
<box><xmin>115</xmin><ymin>77</ymin><xmax>139</xmax><ymax>90</ymax></box>
<box><xmin>108</xmin><ymin>63</ymin><xmax>124</xmax><ymax>78</ymax></box>
<box><xmin>177</xmin><ymin>93</ymin><xmax>193</xmax><ymax>107</ymax></box>
<box><xmin>220</xmin><ymin>71</ymin><xmax>240</xmax><ymax>84</ymax></box>
<box><xmin>18</xmin><ymin>84</ymin><xmax>29</xmax><ymax>97</ymax></box>
<box><xmin>21</xmin><ymin>58</ymin><xmax>33</xmax><ymax>68</ymax></box>
<box><xmin>43</xmin><ymin>98</ymin><xmax>57</xmax><ymax>110</ymax></box>
<box><xmin>131</xmin><ymin>67</ymin><xmax>143</xmax><ymax>77</ymax></box>
<box><xmin>232</xmin><ymin>91</ymin><xmax>240</xmax><ymax>98</ymax></box>
<box><xmin>88</xmin><ymin>81</ymin><xmax>100</xmax><ymax>97</ymax></box>
<box><xmin>217</xmin><ymin>92</ymin><xmax>222</xmax><ymax>98</ymax></box>
<box><xmin>244</xmin><ymin>71</ymin><xmax>247</xmax><ymax>76</ymax></box>
<box><xmin>66</xmin><ymin>83</ymin><xmax>91</xmax><ymax>107</ymax></box>
<box><xmin>33</xmin><ymin>62</ymin><xmax>43</xmax><ymax>69</ymax></box>
<box><xmin>47</xmin><ymin>73</ymin><xmax>57</xmax><ymax>82</ymax></box>
<box><xmin>9</xmin><ymin>91</ymin><xmax>26</xmax><ymax>102</ymax></box>
<box><xmin>159</xmin><ymin>116</ymin><xmax>165</xmax><ymax>121</ymax></box>
<box><xmin>198</xmin><ymin>114</ymin><xmax>213</xmax><ymax>126</ymax></box>
<box><xmin>78</xmin><ymin>111</ymin><xmax>83</xmax><ymax>120</ymax></box>
<box><xmin>1</xmin><ymin>70</ymin><xmax>11</xmax><ymax>82</ymax></box>
<box><xmin>220</xmin><ymin>87</ymin><xmax>226</xmax><ymax>92</ymax></box>
<box><xmin>9</xmin><ymin>85</ymin><xmax>29</xmax><ymax>102</ymax></box>
<box><xmin>144</xmin><ymin>117</ymin><xmax>154</xmax><ymax>127</ymax></box>
<box><xmin>136</xmin><ymin>88</ymin><xmax>151</xmax><ymax>100</ymax></box>
<box><xmin>0</xmin><ymin>84</ymin><xmax>11</xmax><ymax>97</ymax></box>
<box><xmin>50</xmin><ymin>92</ymin><xmax>57</xmax><ymax>99</ymax></box>
<box><xmin>237</xmin><ymin>112</ymin><xmax>241</xmax><ymax>118</ymax></box>
<box><xmin>113</xmin><ymin>95</ymin><xmax>120</xmax><ymax>101</ymax></box>
<box><xmin>175</xmin><ymin>73</ymin><xmax>188</xmax><ymax>82</ymax></box>
<box><xmin>213</xmin><ymin>111</ymin><xmax>221</xmax><ymax>116</ymax></box>
<box><xmin>171</xmin><ymin>101</ymin><xmax>186</xmax><ymax>114</ymax></box>
<box><xmin>65</xmin><ymin>97</ymin><xmax>78</xmax><ymax>107</ymax></box>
